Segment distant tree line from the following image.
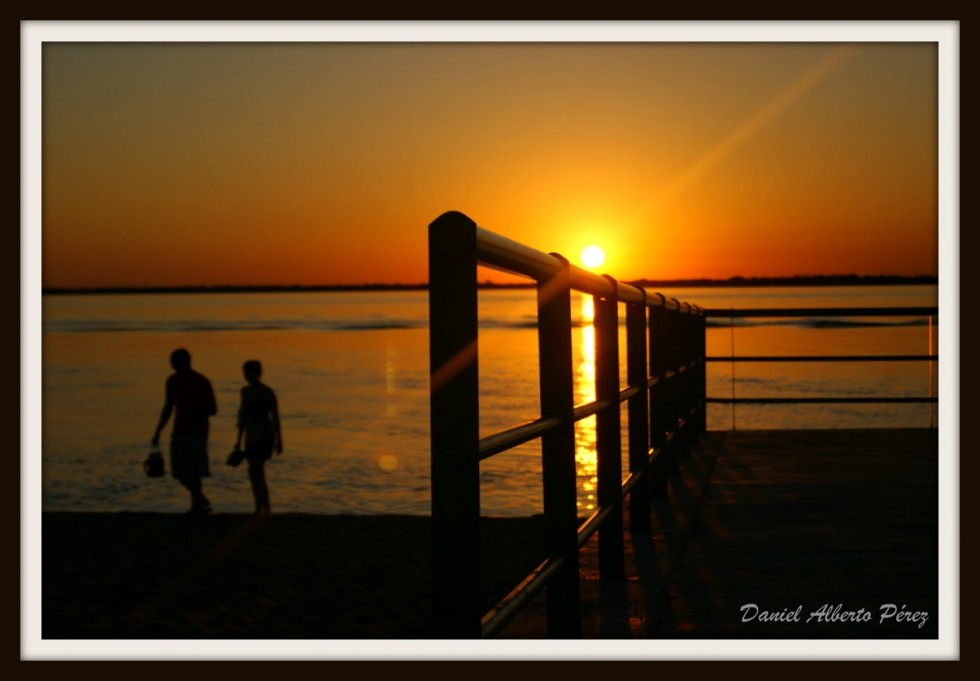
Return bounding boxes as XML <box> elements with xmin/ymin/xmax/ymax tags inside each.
<box><xmin>626</xmin><ymin>274</ymin><xmax>938</xmax><ymax>289</ymax></box>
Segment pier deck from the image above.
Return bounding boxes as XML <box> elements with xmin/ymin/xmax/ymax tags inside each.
<box><xmin>499</xmin><ymin>428</ymin><xmax>941</xmax><ymax>640</ymax></box>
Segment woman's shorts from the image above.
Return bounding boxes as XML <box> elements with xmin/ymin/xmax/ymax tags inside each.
<box><xmin>245</xmin><ymin>433</ymin><xmax>276</xmax><ymax>463</ymax></box>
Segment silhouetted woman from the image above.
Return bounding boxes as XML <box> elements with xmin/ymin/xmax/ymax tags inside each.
<box><xmin>234</xmin><ymin>360</ymin><xmax>283</xmax><ymax>515</ymax></box>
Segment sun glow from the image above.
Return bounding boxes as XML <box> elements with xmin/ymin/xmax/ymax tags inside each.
<box><xmin>581</xmin><ymin>245</ymin><xmax>606</xmax><ymax>270</ymax></box>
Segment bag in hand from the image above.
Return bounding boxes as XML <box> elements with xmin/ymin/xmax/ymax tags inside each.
<box><xmin>144</xmin><ymin>446</ymin><xmax>165</xmax><ymax>478</ymax></box>
<box><xmin>226</xmin><ymin>447</ymin><xmax>247</xmax><ymax>467</ymax></box>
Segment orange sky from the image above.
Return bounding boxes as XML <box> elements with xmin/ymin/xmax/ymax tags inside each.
<box><xmin>37</xmin><ymin>30</ymin><xmax>941</xmax><ymax>288</ymax></box>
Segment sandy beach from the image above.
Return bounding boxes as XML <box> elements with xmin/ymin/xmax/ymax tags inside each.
<box><xmin>41</xmin><ymin>512</ymin><xmax>548</xmax><ymax>639</ymax></box>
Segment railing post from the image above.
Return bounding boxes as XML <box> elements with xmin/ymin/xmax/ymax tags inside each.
<box><xmin>648</xmin><ymin>299</ymin><xmax>670</xmax><ymax>497</ymax></box>
<box><xmin>537</xmin><ymin>254</ymin><xmax>581</xmax><ymax>637</ymax></box>
<box><xmin>694</xmin><ymin>307</ymin><xmax>707</xmax><ymax>437</ymax></box>
<box><xmin>428</xmin><ymin>211</ymin><xmax>482</xmax><ymax>638</ymax></box>
<box><xmin>626</xmin><ymin>300</ymin><xmax>651</xmax><ymax>531</ymax></box>
<box><xmin>662</xmin><ymin>302</ymin><xmax>683</xmax><ymax>470</ymax></box>
<box><xmin>675</xmin><ymin>304</ymin><xmax>694</xmax><ymax>455</ymax></box>
<box><xmin>595</xmin><ymin>276</ymin><xmax>625</xmax><ymax>581</ymax></box>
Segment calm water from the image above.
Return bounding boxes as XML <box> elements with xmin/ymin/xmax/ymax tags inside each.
<box><xmin>39</xmin><ymin>286</ymin><xmax>938</xmax><ymax>516</ymax></box>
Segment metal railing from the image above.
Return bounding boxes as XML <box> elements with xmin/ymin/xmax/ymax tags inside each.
<box><xmin>428</xmin><ymin>211</ymin><xmax>705</xmax><ymax>638</ymax></box>
<box><xmin>703</xmin><ymin>308</ymin><xmax>939</xmax><ymax>428</ymax></box>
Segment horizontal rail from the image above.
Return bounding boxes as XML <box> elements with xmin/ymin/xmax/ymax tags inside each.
<box><xmin>479</xmin><ymin>418</ymin><xmax>562</xmax><ymax>460</ymax></box>
<box><xmin>707</xmin><ymin>396</ymin><xmax>937</xmax><ymax>404</ymax></box>
<box><xmin>573</xmin><ymin>399</ymin><xmax>615</xmax><ymax>422</ymax></box>
<box><xmin>479</xmin><ymin>401</ymin><xmax>698</xmax><ymax>638</ymax></box>
<box><xmin>706</xmin><ymin>306</ymin><xmax>938</xmax><ymax>419</ymax></box>
<box><xmin>577</xmin><ymin>412</ymin><xmax>692</xmax><ymax>546</ymax></box>
<box><xmin>619</xmin><ymin>469</ymin><xmax>645</xmax><ymax>498</ymax></box>
<box><xmin>481</xmin><ymin>554</ymin><xmax>569</xmax><ymax>638</ymax></box>
<box><xmin>480</xmin><ymin>387</ymin><xmax>642</xmax><ymax>461</ymax></box>
<box><xmin>491</xmin><ymin>475</ymin><xmax>649</xmax><ymax>636</ymax></box>
<box><xmin>474</xmin><ymin>224</ymin><xmax>701</xmax><ymax>313</ymax></box>
<box><xmin>480</xmin><ymin>438</ymin><xmax>669</xmax><ymax>638</ymax></box>
<box><xmin>706</xmin><ymin>355</ymin><xmax>939</xmax><ymax>363</ymax></box>
<box><xmin>705</xmin><ymin>307</ymin><xmax>937</xmax><ymax>318</ymax></box>
<box><xmin>577</xmin><ymin>504</ymin><xmax>620</xmax><ymax>550</ymax></box>
<box><xmin>644</xmin><ymin>362</ymin><xmax>696</xmax><ymax>389</ymax></box>
<box><xmin>621</xmin><ymin>386</ymin><xmax>642</xmax><ymax>401</ymax></box>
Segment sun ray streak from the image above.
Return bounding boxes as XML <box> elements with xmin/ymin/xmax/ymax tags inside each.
<box><xmin>644</xmin><ymin>46</ymin><xmax>858</xmax><ymax>212</ymax></box>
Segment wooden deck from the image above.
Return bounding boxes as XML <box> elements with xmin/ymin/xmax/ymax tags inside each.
<box><xmin>499</xmin><ymin>428</ymin><xmax>941</xmax><ymax>639</ymax></box>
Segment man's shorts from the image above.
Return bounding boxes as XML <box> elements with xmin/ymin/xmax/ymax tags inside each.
<box><xmin>170</xmin><ymin>433</ymin><xmax>211</xmax><ymax>480</ymax></box>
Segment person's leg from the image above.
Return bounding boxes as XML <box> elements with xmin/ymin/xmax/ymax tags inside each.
<box><xmin>247</xmin><ymin>459</ymin><xmax>270</xmax><ymax>514</ymax></box>
<box><xmin>179</xmin><ymin>475</ymin><xmax>211</xmax><ymax>513</ymax></box>
<box><xmin>181</xmin><ymin>477</ymin><xmax>211</xmax><ymax>511</ymax></box>
<box><xmin>191</xmin><ymin>434</ymin><xmax>210</xmax><ymax>511</ymax></box>
<box><xmin>173</xmin><ymin>434</ymin><xmax>211</xmax><ymax>513</ymax></box>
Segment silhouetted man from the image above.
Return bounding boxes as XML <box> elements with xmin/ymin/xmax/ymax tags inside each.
<box><xmin>151</xmin><ymin>348</ymin><xmax>217</xmax><ymax>515</ymax></box>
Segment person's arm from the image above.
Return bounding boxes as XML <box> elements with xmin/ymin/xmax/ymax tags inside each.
<box><xmin>234</xmin><ymin>388</ymin><xmax>245</xmax><ymax>451</ymax></box>
<box><xmin>270</xmin><ymin>389</ymin><xmax>283</xmax><ymax>455</ymax></box>
<box><xmin>207</xmin><ymin>379</ymin><xmax>218</xmax><ymax>417</ymax></box>
<box><xmin>152</xmin><ymin>396</ymin><xmax>174</xmax><ymax>447</ymax></box>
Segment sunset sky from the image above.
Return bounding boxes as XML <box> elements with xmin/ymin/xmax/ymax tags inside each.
<box><xmin>33</xmin><ymin>23</ymin><xmax>948</xmax><ymax>288</ymax></box>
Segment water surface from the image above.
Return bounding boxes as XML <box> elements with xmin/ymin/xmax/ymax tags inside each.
<box><xmin>40</xmin><ymin>286</ymin><xmax>939</xmax><ymax>516</ymax></box>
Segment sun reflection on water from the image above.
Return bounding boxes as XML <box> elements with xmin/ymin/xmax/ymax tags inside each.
<box><xmin>575</xmin><ymin>294</ymin><xmax>598</xmax><ymax>514</ymax></box>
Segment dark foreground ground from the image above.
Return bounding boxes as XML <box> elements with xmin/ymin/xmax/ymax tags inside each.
<box><xmin>42</xmin><ymin>512</ymin><xmax>546</xmax><ymax>639</ymax></box>
<box><xmin>41</xmin><ymin>429</ymin><xmax>943</xmax><ymax>643</ymax></box>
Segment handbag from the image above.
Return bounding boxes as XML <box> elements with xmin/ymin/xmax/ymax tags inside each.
<box><xmin>226</xmin><ymin>447</ymin><xmax>247</xmax><ymax>467</ymax></box>
<box><xmin>144</xmin><ymin>446</ymin><xmax>165</xmax><ymax>478</ymax></box>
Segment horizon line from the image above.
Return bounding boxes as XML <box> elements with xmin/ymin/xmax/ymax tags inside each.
<box><xmin>42</xmin><ymin>273</ymin><xmax>939</xmax><ymax>295</ymax></box>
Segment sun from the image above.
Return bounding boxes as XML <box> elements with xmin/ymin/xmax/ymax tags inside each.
<box><xmin>581</xmin><ymin>245</ymin><xmax>606</xmax><ymax>269</ymax></box>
